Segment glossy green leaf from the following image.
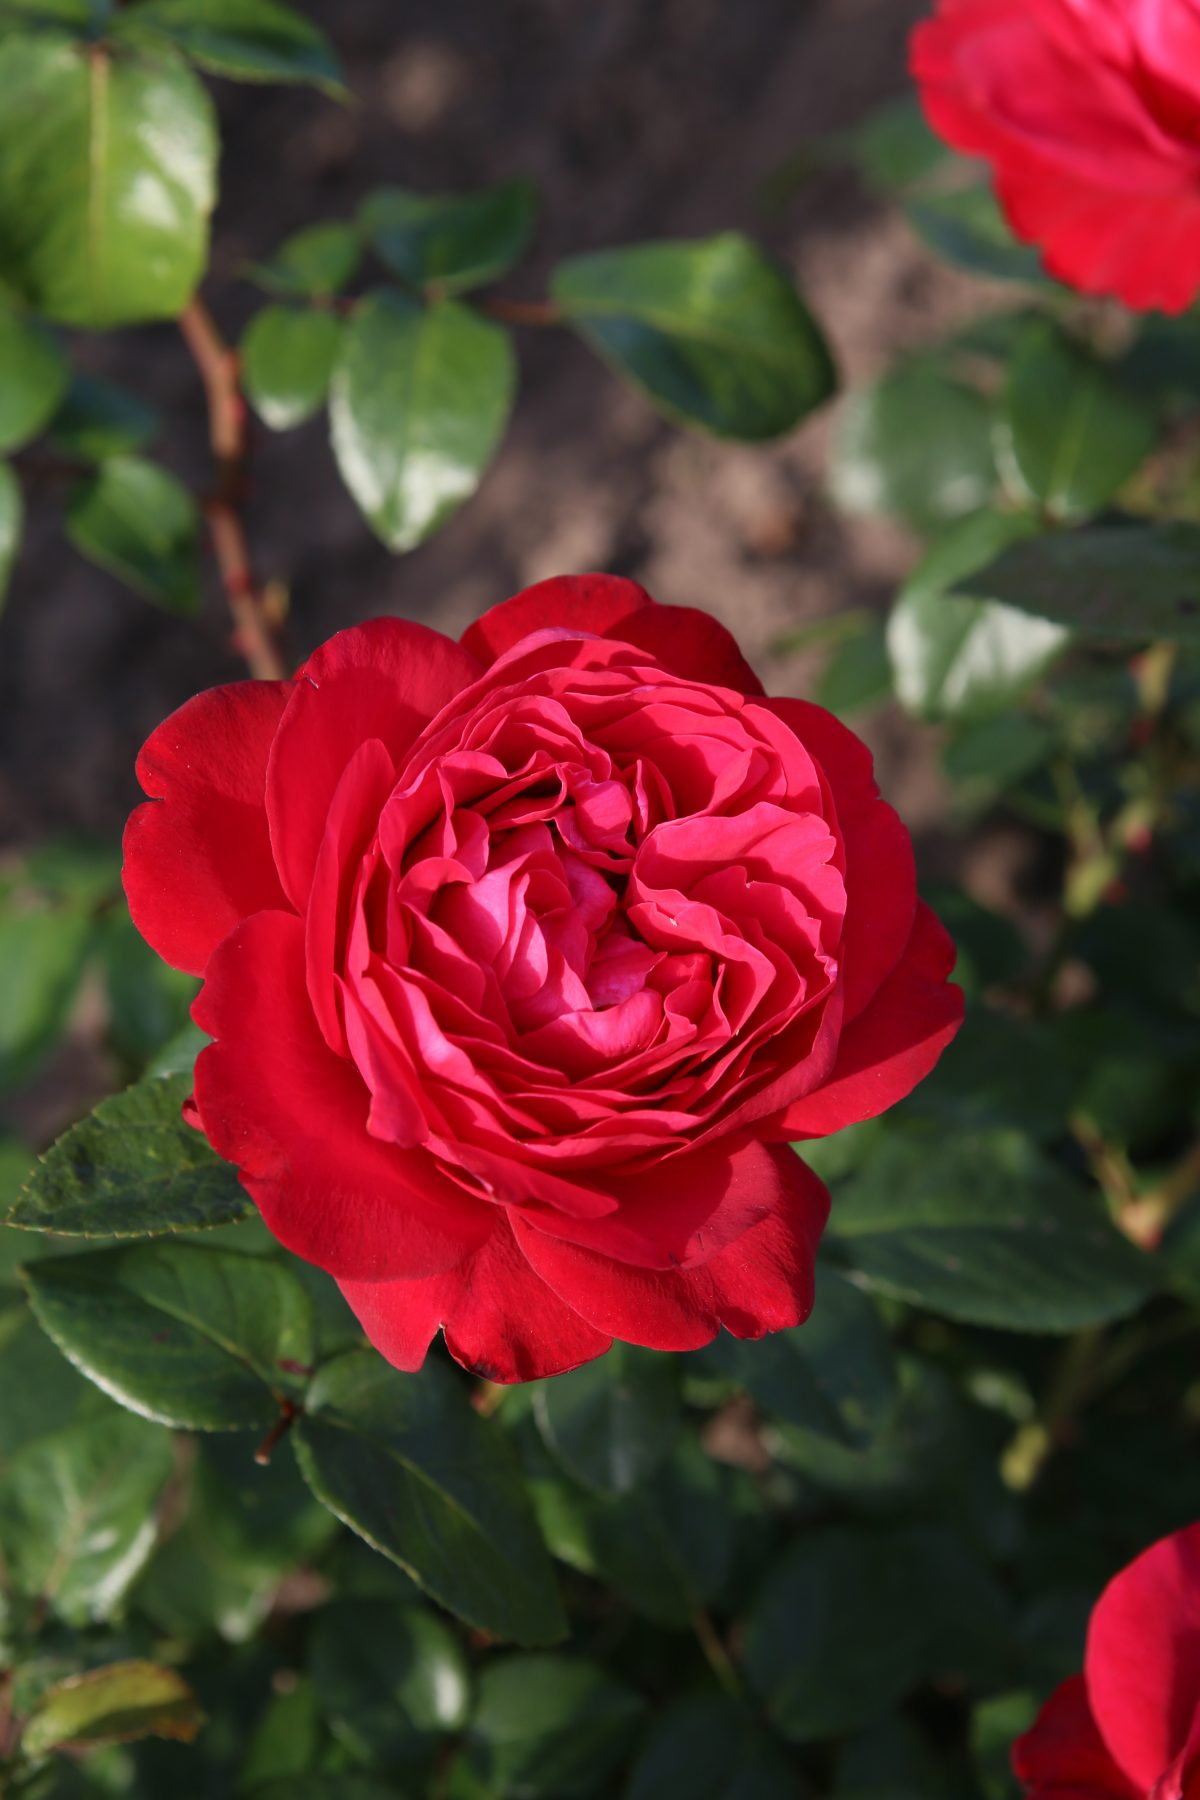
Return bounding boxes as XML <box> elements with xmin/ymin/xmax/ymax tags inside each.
<box><xmin>308</xmin><ymin>1599</ymin><xmax>469</xmax><ymax>1765</ymax></box>
<box><xmin>23</xmin><ymin>1242</ymin><xmax>315</xmax><ymax>1429</ymax></box>
<box><xmin>0</xmin><ymin>34</ymin><xmax>216</xmax><ymax>327</ymax></box>
<box><xmin>0</xmin><ymin>905</ymin><xmax>91</xmax><ymax>1089</ymax></box>
<box><xmin>116</xmin><ymin>0</ymin><xmax>344</xmax><ymax>93</ymax></box>
<box><xmin>552</xmin><ymin>233</ymin><xmax>835</xmax><ymax>439</ymax></box>
<box><xmin>451</xmin><ymin>1655</ymin><xmax>644</xmax><ymax>1799</ymax></box>
<box><xmin>294</xmin><ymin>1348</ymin><xmax>565</xmax><ymax>1644</ymax></box>
<box><xmin>9</xmin><ymin>1070</ymin><xmax>253</xmax><ymax>1237</ymax></box>
<box><xmin>1002</xmin><ymin>323</ymin><xmax>1157</xmax><ymax>518</ymax></box>
<box><xmin>67</xmin><ymin>456</ymin><xmax>200</xmax><ymax>612</ymax></box>
<box><xmin>907</xmin><ymin>183</ymin><xmax>1047</xmax><ymax>285</ymax></box>
<box><xmin>241</xmin><ymin>305</ymin><xmax>341</xmax><ymax>430</ymax></box>
<box><xmin>49</xmin><ymin>372</ymin><xmax>160</xmax><ymax>461</ymax></box>
<box><xmin>744</xmin><ymin>1525</ymin><xmax>1012</xmax><ymax>1742</ymax></box>
<box><xmin>830</xmin><ymin>360</ymin><xmax>995</xmax><ymax>533</ymax></box>
<box><xmin>359</xmin><ymin>178</ymin><xmax>537</xmax><ymax>296</ymax></box>
<box><xmin>829</xmin><ymin>1129</ymin><xmax>1158</xmax><ymax>1331</ymax></box>
<box><xmin>956</xmin><ymin>521</ymin><xmax>1200</xmax><ymax>644</ymax></box>
<box><xmin>22</xmin><ymin>1661</ymin><xmax>203</xmax><ymax>1755</ymax></box>
<box><xmin>0</xmin><ymin>305</ymin><xmax>67</xmax><ymax>452</ymax></box>
<box><xmin>533</xmin><ymin>1342</ymin><xmax>680</xmax><ymax>1494</ymax></box>
<box><xmin>887</xmin><ymin>511</ymin><xmax>1067</xmax><ymax>721</ymax></box>
<box><xmin>0</xmin><ymin>461</ymin><xmax>22</xmax><ymax>609</ymax></box>
<box><xmin>0</xmin><ymin>1407</ymin><xmax>172</xmax><ymax>1623</ymax></box>
<box><xmin>625</xmin><ymin>1694</ymin><xmax>798</xmax><ymax>1800</ymax></box>
<box><xmin>246</xmin><ymin>220</ymin><xmax>361</xmax><ymax>299</ymax></box>
<box><xmin>330</xmin><ymin>290</ymin><xmax>515</xmax><ymax>551</ymax></box>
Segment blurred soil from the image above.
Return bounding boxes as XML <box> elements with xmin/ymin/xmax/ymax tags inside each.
<box><xmin>0</xmin><ymin>0</ymin><xmax>1019</xmax><ymax>885</ymax></box>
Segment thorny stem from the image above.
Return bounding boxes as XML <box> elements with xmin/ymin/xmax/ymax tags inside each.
<box><xmin>254</xmin><ymin>1398</ymin><xmax>299</xmax><ymax>1466</ymax></box>
<box><xmin>178</xmin><ymin>296</ymin><xmax>288</xmax><ymax>683</ymax></box>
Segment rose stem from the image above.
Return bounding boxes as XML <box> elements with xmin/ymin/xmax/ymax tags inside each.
<box><xmin>178</xmin><ymin>296</ymin><xmax>288</xmax><ymax>683</ymax></box>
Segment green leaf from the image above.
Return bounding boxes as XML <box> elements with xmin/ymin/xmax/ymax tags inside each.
<box><xmin>903</xmin><ymin>1005</ymin><xmax>1074</xmax><ymax>1140</ymax></box>
<box><xmin>0</xmin><ymin>35</ymin><xmax>217</xmax><ymax>327</ymax></box>
<box><xmin>0</xmin><ymin>305</ymin><xmax>67</xmax><ymax>452</ymax></box>
<box><xmin>308</xmin><ymin>1599</ymin><xmax>469</xmax><ymax>1766</ymax></box>
<box><xmin>359</xmin><ymin>179</ymin><xmax>537</xmax><ymax>296</ymax></box>
<box><xmin>293</xmin><ymin>1348</ymin><xmax>565</xmax><ymax>1644</ymax></box>
<box><xmin>241</xmin><ymin>305</ymin><xmax>341</xmax><ymax>430</ymax></box>
<box><xmin>829</xmin><ymin>1128</ymin><xmax>1158</xmax><ymax>1331</ymax></box>
<box><xmin>625</xmin><ymin>1694</ymin><xmax>798</xmax><ymax>1800</ymax></box>
<box><xmin>940</xmin><ymin>713</ymin><xmax>1057</xmax><ymax>811</ymax></box>
<box><xmin>116</xmin><ymin>0</ymin><xmax>344</xmax><ymax>93</ymax></box>
<box><xmin>744</xmin><ymin>1525</ymin><xmax>1011</xmax><ymax>1742</ymax></box>
<box><xmin>836</xmin><ymin>95</ymin><xmax>949</xmax><ymax>196</ymax></box>
<box><xmin>814</xmin><ymin>617</ymin><xmax>892</xmax><ymax>716</ymax></box>
<box><xmin>955</xmin><ymin>521</ymin><xmax>1200</xmax><ymax>644</ymax></box>
<box><xmin>22</xmin><ymin>1661</ymin><xmax>203</xmax><ymax>1756</ymax></box>
<box><xmin>551</xmin><ymin>233</ymin><xmax>835</xmax><ymax>439</ymax></box>
<box><xmin>533</xmin><ymin>1342</ymin><xmax>681</xmax><ymax>1494</ymax></box>
<box><xmin>49</xmin><ymin>372</ymin><xmax>160</xmax><ymax>461</ymax></box>
<box><xmin>887</xmin><ymin>510</ymin><xmax>1067</xmax><ymax>720</ymax></box>
<box><xmin>237</xmin><ymin>1677</ymin><xmax>322</xmax><ymax>1792</ymax></box>
<box><xmin>23</xmin><ymin>1241</ymin><xmax>315</xmax><ymax>1429</ymax></box>
<box><xmin>246</xmin><ymin>220</ymin><xmax>361</xmax><ymax>299</ymax></box>
<box><xmin>67</xmin><ymin>455</ymin><xmax>200</xmax><ymax>612</ymax></box>
<box><xmin>99</xmin><ymin>910</ymin><xmax>199</xmax><ymax>1065</ymax></box>
<box><xmin>0</xmin><ymin>461</ymin><xmax>22</xmax><ymax>608</ymax></box>
<box><xmin>1002</xmin><ymin>323</ymin><xmax>1158</xmax><ymax>518</ymax></box>
<box><xmin>250</xmin><ymin>1783</ymin><xmax>403</xmax><ymax>1800</ymax></box>
<box><xmin>451</xmin><ymin>1655</ymin><xmax>644</xmax><ymax>1799</ymax></box>
<box><xmin>0</xmin><ymin>1307</ymin><xmax>97</xmax><ymax>1465</ymax></box>
<box><xmin>0</xmin><ymin>1407</ymin><xmax>172</xmax><ymax>1623</ymax></box>
<box><xmin>907</xmin><ymin>183</ymin><xmax>1048</xmax><ymax>285</ymax></box>
<box><xmin>830</xmin><ymin>360</ymin><xmax>995</xmax><ymax>533</ymax></box>
<box><xmin>0</xmin><ymin>905</ymin><xmax>91</xmax><ymax>1089</ymax></box>
<box><xmin>9</xmin><ymin>1070</ymin><xmax>253</xmax><ymax>1237</ymax></box>
<box><xmin>330</xmin><ymin>290</ymin><xmax>515</xmax><ymax>552</ymax></box>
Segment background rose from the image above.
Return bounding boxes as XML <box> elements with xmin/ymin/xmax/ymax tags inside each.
<box><xmin>123</xmin><ymin>573</ymin><xmax>962</xmax><ymax>1382</ymax></box>
<box><xmin>1014</xmin><ymin>1523</ymin><xmax>1200</xmax><ymax>1799</ymax></box>
<box><xmin>911</xmin><ymin>0</ymin><xmax>1200</xmax><ymax>311</ymax></box>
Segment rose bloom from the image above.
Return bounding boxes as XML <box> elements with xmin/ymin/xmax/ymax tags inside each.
<box><xmin>124</xmin><ymin>575</ymin><xmax>961</xmax><ymax>1382</ymax></box>
<box><xmin>1014</xmin><ymin>1523</ymin><xmax>1200</xmax><ymax>1799</ymax></box>
<box><xmin>911</xmin><ymin>0</ymin><xmax>1200</xmax><ymax>312</ymax></box>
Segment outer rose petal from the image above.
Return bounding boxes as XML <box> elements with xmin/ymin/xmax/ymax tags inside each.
<box><xmin>461</xmin><ymin>573</ymin><xmax>765</xmax><ymax>696</ymax></box>
<box><xmin>193</xmin><ymin>910</ymin><xmax>489</xmax><ymax>1281</ymax></box>
<box><xmin>267</xmin><ymin>618</ymin><xmax>483</xmax><ymax>909</ymax></box>
<box><xmin>775</xmin><ymin>902</ymin><xmax>963</xmax><ymax>1139</ymax></box>
<box><xmin>762</xmin><ymin>696</ymin><xmax>916</xmax><ymax>1019</ymax></box>
<box><xmin>338</xmin><ymin>1218</ymin><xmax>612</xmax><ymax>1383</ymax></box>
<box><xmin>1013</xmin><ymin>1676</ymin><xmax>1139</xmax><ymax>1800</ymax></box>
<box><xmin>123</xmin><ymin>680</ymin><xmax>291</xmax><ymax>976</ymax></box>
<box><xmin>1085</xmin><ymin>1523</ymin><xmax>1200</xmax><ymax>1793</ymax></box>
<box><xmin>510</xmin><ymin>1143</ymin><xmax>829</xmax><ymax>1350</ymax></box>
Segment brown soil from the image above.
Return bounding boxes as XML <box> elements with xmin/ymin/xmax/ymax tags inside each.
<box><xmin>0</xmin><ymin>0</ymin><xmax>1006</xmax><ymax>849</ymax></box>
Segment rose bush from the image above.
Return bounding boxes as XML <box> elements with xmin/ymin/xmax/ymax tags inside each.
<box><xmin>1014</xmin><ymin>1523</ymin><xmax>1200</xmax><ymax>1799</ymax></box>
<box><xmin>123</xmin><ymin>573</ymin><xmax>961</xmax><ymax>1381</ymax></box>
<box><xmin>911</xmin><ymin>0</ymin><xmax>1200</xmax><ymax>311</ymax></box>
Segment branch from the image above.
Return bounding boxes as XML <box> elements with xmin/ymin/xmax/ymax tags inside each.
<box><xmin>178</xmin><ymin>297</ymin><xmax>288</xmax><ymax>682</ymax></box>
<box><xmin>477</xmin><ymin>296</ymin><xmax>563</xmax><ymax>328</ymax></box>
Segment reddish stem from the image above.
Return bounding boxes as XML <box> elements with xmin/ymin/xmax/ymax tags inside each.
<box><xmin>178</xmin><ymin>297</ymin><xmax>288</xmax><ymax>682</ymax></box>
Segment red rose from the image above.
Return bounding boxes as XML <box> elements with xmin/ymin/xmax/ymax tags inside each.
<box><xmin>911</xmin><ymin>0</ymin><xmax>1200</xmax><ymax>313</ymax></box>
<box><xmin>1014</xmin><ymin>1523</ymin><xmax>1200</xmax><ymax>1799</ymax></box>
<box><xmin>123</xmin><ymin>575</ymin><xmax>961</xmax><ymax>1382</ymax></box>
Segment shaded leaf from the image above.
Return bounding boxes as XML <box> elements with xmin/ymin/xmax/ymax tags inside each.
<box><xmin>308</xmin><ymin>1598</ymin><xmax>469</xmax><ymax>1766</ymax></box>
<box><xmin>0</xmin><ymin>34</ymin><xmax>216</xmax><ymax>327</ymax></box>
<box><xmin>0</xmin><ymin>304</ymin><xmax>67</xmax><ymax>452</ymax></box>
<box><xmin>360</xmin><ymin>178</ymin><xmax>537</xmax><ymax>296</ymax></box>
<box><xmin>907</xmin><ymin>183</ymin><xmax>1048</xmax><ymax>285</ymax></box>
<box><xmin>0</xmin><ymin>905</ymin><xmax>91</xmax><ymax>1090</ymax></box>
<box><xmin>330</xmin><ymin>290</ymin><xmax>515</xmax><ymax>551</ymax></box>
<box><xmin>294</xmin><ymin>1348</ymin><xmax>565</xmax><ymax>1644</ymax></box>
<box><xmin>49</xmin><ymin>372</ymin><xmax>160</xmax><ymax>461</ymax></box>
<box><xmin>67</xmin><ymin>456</ymin><xmax>200</xmax><ymax>612</ymax></box>
<box><xmin>450</xmin><ymin>1655</ymin><xmax>644</xmax><ymax>1799</ymax></box>
<box><xmin>117</xmin><ymin>0</ymin><xmax>344</xmax><ymax>93</ymax></box>
<box><xmin>23</xmin><ymin>1241</ymin><xmax>314</xmax><ymax>1429</ymax></box>
<box><xmin>533</xmin><ymin>1342</ymin><xmax>681</xmax><ymax>1494</ymax></box>
<box><xmin>22</xmin><ymin>1661</ymin><xmax>203</xmax><ymax>1756</ymax></box>
<box><xmin>552</xmin><ymin>232</ymin><xmax>835</xmax><ymax>439</ymax></box>
<box><xmin>831</xmin><ymin>360</ymin><xmax>995</xmax><ymax>533</ymax></box>
<box><xmin>246</xmin><ymin>220</ymin><xmax>360</xmax><ymax>299</ymax></box>
<box><xmin>9</xmin><ymin>1070</ymin><xmax>253</xmax><ymax>1238</ymax></box>
<box><xmin>625</xmin><ymin>1694</ymin><xmax>798</xmax><ymax>1800</ymax></box>
<box><xmin>242</xmin><ymin>305</ymin><xmax>341</xmax><ymax>430</ymax></box>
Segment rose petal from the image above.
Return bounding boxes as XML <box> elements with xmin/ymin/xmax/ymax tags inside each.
<box><xmin>1012</xmin><ymin>1675</ymin><xmax>1139</xmax><ymax>1800</ymax></box>
<box><xmin>511</xmin><ymin>1142</ymin><xmax>829</xmax><ymax>1349</ymax></box>
<box><xmin>339</xmin><ymin>1217</ymin><xmax>612</xmax><ymax>1382</ymax></box>
<box><xmin>123</xmin><ymin>679</ymin><xmax>291</xmax><ymax>976</ymax></box>
<box><xmin>267</xmin><ymin>618</ymin><xmax>483</xmax><ymax>909</ymax></box>
<box><xmin>775</xmin><ymin>902</ymin><xmax>963</xmax><ymax>1138</ymax></box>
<box><xmin>461</xmin><ymin>572</ymin><xmax>653</xmax><ymax>665</ymax></box>
<box><xmin>193</xmin><ymin>910</ymin><xmax>489</xmax><ymax>1280</ymax></box>
<box><xmin>1085</xmin><ymin>1522</ymin><xmax>1200</xmax><ymax>1793</ymax></box>
<box><xmin>613</xmin><ymin>603</ymin><xmax>765</xmax><ymax>696</ymax></box>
